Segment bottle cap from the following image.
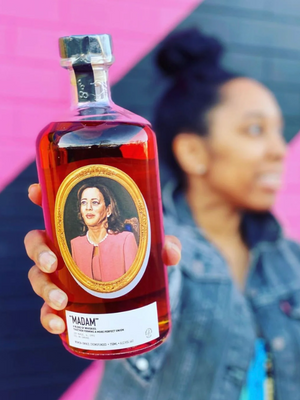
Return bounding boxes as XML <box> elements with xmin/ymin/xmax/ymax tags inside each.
<box><xmin>59</xmin><ymin>34</ymin><xmax>114</xmax><ymax>65</ymax></box>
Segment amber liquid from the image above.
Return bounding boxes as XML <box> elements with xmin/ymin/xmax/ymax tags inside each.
<box><xmin>36</xmin><ymin>120</ymin><xmax>170</xmax><ymax>360</ymax></box>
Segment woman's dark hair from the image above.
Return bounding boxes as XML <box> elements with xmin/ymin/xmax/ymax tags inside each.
<box><xmin>153</xmin><ymin>28</ymin><xmax>239</xmax><ymax>186</ymax></box>
<box><xmin>77</xmin><ymin>179</ymin><xmax>125</xmax><ymax>235</ymax></box>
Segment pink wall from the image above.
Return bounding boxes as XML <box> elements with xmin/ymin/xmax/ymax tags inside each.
<box><xmin>59</xmin><ymin>361</ymin><xmax>104</xmax><ymax>400</ymax></box>
<box><xmin>273</xmin><ymin>133</ymin><xmax>300</xmax><ymax>242</ymax></box>
<box><xmin>0</xmin><ymin>0</ymin><xmax>201</xmax><ymax>192</ymax></box>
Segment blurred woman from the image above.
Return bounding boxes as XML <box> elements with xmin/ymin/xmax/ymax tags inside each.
<box><xmin>96</xmin><ymin>29</ymin><xmax>298</xmax><ymax>400</ymax></box>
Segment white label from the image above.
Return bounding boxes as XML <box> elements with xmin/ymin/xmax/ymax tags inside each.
<box><xmin>66</xmin><ymin>302</ymin><xmax>159</xmax><ymax>351</ymax></box>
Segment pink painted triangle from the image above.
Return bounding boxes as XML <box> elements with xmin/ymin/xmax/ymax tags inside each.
<box><xmin>0</xmin><ymin>0</ymin><xmax>202</xmax><ymax>192</ymax></box>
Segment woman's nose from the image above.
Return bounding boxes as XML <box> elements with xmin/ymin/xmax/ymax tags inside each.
<box><xmin>86</xmin><ymin>201</ymin><xmax>92</xmax><ymax>210</ymax></box>
<box><xmin>268</xmin><ymin>131</ymin><xmax>287</xmax><ymax>160</ymax></box>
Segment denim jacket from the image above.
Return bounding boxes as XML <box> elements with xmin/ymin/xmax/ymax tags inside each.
<box><xmin>96</xmin><ymin>181</ymin><xmax>300</xmax><ymax>400</ymax></box>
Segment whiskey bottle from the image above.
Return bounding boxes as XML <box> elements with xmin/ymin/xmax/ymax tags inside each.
<box><xmin>36</xmin><ymin>34</ymin><xmax>171</xmax><ymax>360</ymax></box>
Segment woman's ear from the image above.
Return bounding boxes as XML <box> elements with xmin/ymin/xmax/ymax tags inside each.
<box><xmin>172</xmin><ymin>133</ymin><xmax>208</xmax><ymax>176</ymax></box>
<box><xmin>107</xmin><ymin>204</ymin><xmax>112</xmax><ymax>218</ymax></box>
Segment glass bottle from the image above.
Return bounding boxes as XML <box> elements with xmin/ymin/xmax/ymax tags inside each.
<box><xmin>36</xmin><ymin>34</ymin><xmax>171</xmax><ymax>360</ymax></box>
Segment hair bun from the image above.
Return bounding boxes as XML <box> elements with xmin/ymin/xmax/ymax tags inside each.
<box><xmin>156</xmin><ymin>28</ymin><xmax>224</xmax><ymax>79</ymax></box>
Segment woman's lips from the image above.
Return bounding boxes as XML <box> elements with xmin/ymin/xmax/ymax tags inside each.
<box><xmin>85</xmin><ymin>214</ymin><xmax>95</xmax><ymax>218</ymax></box>
<box><xmin>257</xmin><ymin>173</ymin><xmax>282</xmax><ymax>190</ymax></box>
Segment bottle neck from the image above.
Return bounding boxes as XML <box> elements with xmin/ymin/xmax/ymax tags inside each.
<box><xmin>69</xmin><ymin>64</ymin><xmax>112</xmax><ymax>109</ymax></box>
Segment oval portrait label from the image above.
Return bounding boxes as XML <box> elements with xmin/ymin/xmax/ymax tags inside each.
<box><xmin>54</xmin><ymin>165</ymin><xmax>151</xmax><ymax>299</ymax></box>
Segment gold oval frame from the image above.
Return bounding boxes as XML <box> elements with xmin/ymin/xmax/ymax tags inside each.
<box><xmin>55</xmin><ymin>165</ymin><xmax>149</xmax><ymax>294</ymax></box>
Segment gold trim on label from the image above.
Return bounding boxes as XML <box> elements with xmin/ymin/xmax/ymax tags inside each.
<box><xmin>55</xmin><ymin>165</ymin><xmax>148</xmax><ymax>294</ymax></box>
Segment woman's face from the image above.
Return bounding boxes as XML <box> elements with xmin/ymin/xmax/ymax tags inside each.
<box><xmin>202</xmin><ymin>78</ymin><xmax>286</xmax><ymax>211</ymax></box>
<box><xmin>80</xmin><ymin>187</ymin><xmax>111</xmax><ymax>228</ymax></box>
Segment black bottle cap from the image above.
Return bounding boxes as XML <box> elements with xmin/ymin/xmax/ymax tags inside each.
<box><xmin>59</xmin><ymin>34</ymin><xmax>114</xmax><ymax>64</ymax></box>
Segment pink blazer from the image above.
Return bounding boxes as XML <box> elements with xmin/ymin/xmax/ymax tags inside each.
<box><xmin>70</xmin><ymin>231</ymin><xmax>138</xmax><ymax>282</ymax></box>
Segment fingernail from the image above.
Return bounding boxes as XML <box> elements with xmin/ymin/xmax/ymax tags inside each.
<box><xmin>28</xmin><ymin>183</ymin><xmax>38</xmax><ymax>195</ymax></box>
<box><xmin>49</xmin><ymin>289</ymin><xmax>67</xmax><ymax>307</ymax></box>
<box><xmin>39</xmin><ymin>251</ymin><xmax>57</xmax><ymax>271</ymax></box>
<box><xmin>49</xmin><ymin>319</ymin><xmax>64</xmax><ymax>332</ymax></box>
<box><xmin>166</xmin><ymin>241</ymin><xmax>181</xmax><ymax>257</ymax></box>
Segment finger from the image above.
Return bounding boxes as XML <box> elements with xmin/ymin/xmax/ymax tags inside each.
<box><xmin>28</xmin><ymin>265</ymin><xmax>68</xmax><ymax>310</ymax></box>
<box><xmin>24</xmin><ymin>230</ymin><xmax>57</xmax><ymax>273</ymax></box>
<box><xmin>28</xmin><ymin>183</ymin><xmax>42</xmax><ymax>207</ymax></box>
<box><xmin>163</xmin><ymin>235</ymin><xmax>181</xmax><ymax>266</ymax></box>
<box><xmin>40</xmin><ymin>302</ymin><xmax>66</xmax><ymax>334</ymax></box>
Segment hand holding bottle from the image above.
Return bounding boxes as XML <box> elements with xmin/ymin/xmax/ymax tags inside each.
<box><xmin>25</xmin><ymin>184</ymin><xmax>181</xmax><ymax>335</ymax></box>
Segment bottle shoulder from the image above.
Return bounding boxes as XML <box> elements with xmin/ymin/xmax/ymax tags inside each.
<box><xmin>36</xmin><ymin>119</ymin><xmax>155</xmax><ymax>149</ymax></box>
<box><xmin>36</xmin><ymin>102</ymin><xmax>155</xmax><ymax>146</ymax></box>
<box><xmin>52</xmin><ymin>102</ymin><xmax>151</xmax><ymax>126</ymax></box>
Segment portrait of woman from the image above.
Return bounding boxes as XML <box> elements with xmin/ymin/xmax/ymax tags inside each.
<box><xmin>69</xmin><ymin>179</ymin><xmax>138</xmax><ymax>282</ymax></box>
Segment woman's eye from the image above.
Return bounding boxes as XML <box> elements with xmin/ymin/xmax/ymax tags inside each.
<box><xmin>92</xmin><ymin>201</ymin><xmax>100</xmax><ymax>206</ymax></box>
<box><xmin>247</xmin><ymin>124</ymin><xmax>263</xmax><ymax>136</ymax></box>
<box><xmin>81</xmin><ymin>201</ymin><xmax>87</xmax><ymax>206</ymax></box>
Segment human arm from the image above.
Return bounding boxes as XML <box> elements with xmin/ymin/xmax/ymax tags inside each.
<box><xmin>25</xmin><ymin>183</ymin><xmax>181</xmax><ymax>335</ymax></box>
